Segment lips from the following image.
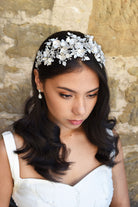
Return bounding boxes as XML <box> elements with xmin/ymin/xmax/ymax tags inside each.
<box><xmin>68</xmin><ymin>120</ymin><xmax>83</xmax><ymax>125</ymax></box>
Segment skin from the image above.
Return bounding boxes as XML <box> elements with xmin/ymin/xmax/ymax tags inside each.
<box><xmin>0</xmin><ymin>64</ymin><xmax>130</xmax><ymax>206</ymax></box>
<box><xmin>37</xmin><ymin>65</ymin><xmax>99</xmax><ymax>135</ymax></box>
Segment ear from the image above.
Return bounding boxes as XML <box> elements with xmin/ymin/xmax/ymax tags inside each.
<box><xmin>34</xmin><ymin>69</ymin><xmax>44</xmax><ymax>92</ymax></box>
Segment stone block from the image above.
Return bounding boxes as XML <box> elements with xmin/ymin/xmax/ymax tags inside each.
<box><xmin>88</xmin><ymin>0</ymin><xmax>138</xmax><ymax>56</ymax></box>
<box><xmin>0</xmin><ymin>80</ymin><xmax>31</xmax><ymax>113</ymax></box>
<box><xmin>4</xmin><ymin>65</ymin><xmax>20</xmax><ymax>73</ymax></box>
<box><xmin>125</xmin><ymin>83</ymin><xmax>138</xmax><ymax>103</ymax></box>
<box><xmin>128</xmin><ymin>67</ymin><xmax>138</xmax><ymax>77</ymax></box>
<box><xmin>4</xmin><ymin>24</ymin><xmax>60</xmax><ymax>58</ymax></box>
<box><xmin>0</xmin><ymin>118</ymin><xmax>14</xmax><ymax>134</ymax></box>
<box><xmin>124</xmin><ymin>152</ymin><xmax>138</xmax><ymax>206</ymax></box>
<box><xmin>120</xmin><ymin>132</ymin><xmax>138</xmax><ymax>146</ymax></box>
<box><xmin>108</xmin><ymin>77</ymin><xmax>119</xmax><ymax>109</ymax></box>
<box><xmin>0</xmin><ymin>66</ymin><xmax>5</xmax><ymax>83</ymax></box>
<box><xmin>125</xmin><ymin>152</ymin><xmax>138</xmax><ymax>185</ymax></box>
<box><xmin>0</xmin><ymin>113</ymin><xmax>21</xmax><ymax>134</ymax></box>
<box><xmin>118</xmin><ymin>80</ymin><xmax>138</xmax><ymax>125</ymax></box>
<box><xmin>118</xmin><ymin>103</ymin><xmax>138</xmax><ymax>125</ymax></box>
<box><xmin>0</xmin><ymin>0</ymin><xmax>55</xmax><ymax>16</ymax></box>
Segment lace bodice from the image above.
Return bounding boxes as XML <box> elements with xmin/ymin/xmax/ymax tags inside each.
<box><xmin>2</xmin><ymin>131</ymin><xmax>114</xmax><ymax>207</ymax></box>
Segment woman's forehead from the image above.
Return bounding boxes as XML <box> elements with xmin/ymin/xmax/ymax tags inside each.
<box><xmin>45</xmin><ymin>65</ymin><xmax>99</xmax><ymax>91</ymax></box>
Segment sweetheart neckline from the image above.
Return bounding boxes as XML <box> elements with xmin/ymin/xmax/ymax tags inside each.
<box><xmin>19</xmin><ymin>165</ymin><xmax>110</xmax><ymax>187</ymax></box>
<box><xmin>3</xmin><ymin>132</ymin><xmax>111</xmax><ymax>188</ymax></box>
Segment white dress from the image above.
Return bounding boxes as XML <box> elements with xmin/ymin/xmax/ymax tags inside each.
<box><xmin>2</xmin><ymin>131</ymin><xmax>114</xmax><ymax>207</ymax></box>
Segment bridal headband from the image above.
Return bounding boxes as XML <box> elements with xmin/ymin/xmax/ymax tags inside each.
<box><xmin>35</xmin><ymin>32</ymin><xmax>105</xmax><ymax>68</ymax></box>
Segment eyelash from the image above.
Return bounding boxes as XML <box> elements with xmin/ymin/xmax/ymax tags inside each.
<box><xmin>87</xmin><ymin>93</ymin><xmax>98</xmax><ymax>98</ymax></box>
<box><xmin>59</xmin><ymin>93</ymin><xmax>98</xmax><ymax>99</ymax></box>
<box><xmin>59</xmin><ymin>93</ymin><xmax>72</xmax><ymax>99</ymax></box>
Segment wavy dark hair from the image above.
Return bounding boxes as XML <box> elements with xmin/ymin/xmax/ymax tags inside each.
<box><xmin>13</xmin><ymin>31</ymin><xmax>119</xmax><ymax>181</ymax></box>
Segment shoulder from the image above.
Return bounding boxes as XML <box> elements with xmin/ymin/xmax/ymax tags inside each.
<box><xmin>0</xmin><ymin>134</ymin><xmax>13</xmax><ymax>205</ymax></box>
<box><xmin>0</xmin><ymin>132</ymin><xmax>12</xmax><ymax>162</ymax></box>
<box><xmin>0</xmin><ymin>132</ymin><xmax>13</xmax><ymax>179</ymax></box>
<box><xmin>112</xmin><ymin>137</ymin><xmax>127</xmax><ymax>185</ymax></box>
<box><xmin>0</xmin><ymin>131</ymin><xmax>24</xmax><ymax>155</ymax></box>
<box><xmin>111</xmin><ymin>139</ymin><xmax>130</xmax><ymax>206</ymax></box>
<box><xmin>0</xmin><ymin>134</ymin><xmax>6</xmax><ymax>156</ymax></box>
<box><xmin>113</xmin><ymin>138</ymin><xmax>123</xmax><ymax>163</ymax></box>
<box><xmin>2</xmin><ymin>130</ymin><xmax>23</xmax><ymax>142</ymax></box>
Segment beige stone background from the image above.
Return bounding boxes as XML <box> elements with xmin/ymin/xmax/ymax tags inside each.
<box><xmin>0</xmin><ymin>0</ymin><xmax>137</xmax><ymax>206</ymax></box>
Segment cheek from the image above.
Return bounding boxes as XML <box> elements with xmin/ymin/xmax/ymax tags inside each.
<box><xmin>44</xmin><ymin>93</ymin><xmax>67</xmax><ymax>114</ymax></box>
<box><xmin>87</xmin><ymin>98</ymin><xmax>98</xmax><ymax>113</ymax></box>
<box><xmin>94</xmin><ymin>97</ymin><xmax>98</xmax><ymax>106</ymax></box>
<box><xmin>44</xmin><ymin>93</ymin><xmax>55</xmax><ymax>111</ymax></box>
<box><xmin>93</xmin><ymin>97</ymin><xmax>98</xmax><ymax>108</ymax></box>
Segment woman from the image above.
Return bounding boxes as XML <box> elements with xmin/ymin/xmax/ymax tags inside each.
<box><xmin>0</xmin><ymin>31</ymin><xmax>130</xmax><ymax>207</ymax></box>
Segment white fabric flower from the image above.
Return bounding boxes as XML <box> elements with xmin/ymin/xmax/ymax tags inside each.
<box><xmin>52</xmin><ymin>40</ymin><xmax>61</xmax><ymax>49</ymax></box>
<box><xmin>61</xmin><ymin>40</ymin><xmax>68</xmax><ymax>47</ymax></box>
<box><xmin>35</xmin><ymin>32</ymin><xmax>105</xmax><ymax>68</ymax></box>
<box><xmin>46</xmin><ymin>58</ymin><xmax>53</xmax><ymax>65</ymax></box>
<box><xmin>77</xmin><ymin>48</ymin><xmax>85</xmax><ymax>57</ymax></box>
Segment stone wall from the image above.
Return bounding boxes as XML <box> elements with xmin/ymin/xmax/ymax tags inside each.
<box><xmin>0</xmin><ymin>0</ymin><xmax>137</xmax><ymax>205</ymax></box>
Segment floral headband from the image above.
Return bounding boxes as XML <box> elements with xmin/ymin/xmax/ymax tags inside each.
<box><xmin>35</xmin><ymin>32</ymin><xmax>105</xmax><ymax>68</ymax></box>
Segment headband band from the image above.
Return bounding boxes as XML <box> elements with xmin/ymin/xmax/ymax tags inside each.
<box><xmin>35</xmin><ymin>32</ymin><xmax>105</xmax><ymax>68</ymax></box>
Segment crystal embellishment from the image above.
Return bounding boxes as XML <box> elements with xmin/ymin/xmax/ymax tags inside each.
<box><xmin>35</xmin><ymin>32</ymin><xmax>105</xmax><ymax>68</ymax></box>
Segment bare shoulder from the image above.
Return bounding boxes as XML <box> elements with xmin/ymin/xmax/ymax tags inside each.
<box><xmin>0</xmin><ymin>135</ymin><xmax>11</xmax><ymax>181</ymax></box>
<box><xmin>0</xmin><ymin>131</ymin><xmax>24</xmax><ymax>150</ymax></box>
<box><xmin>114</xmin><ymin>138</ymin><xmax>124</xmax><ymax>163</ymax></box>
<box><xmin>0</xmin><ymin>131</ymin><xmax>24</xmax><ymax>170</ymax></box>
<box><xmin>111</xmin><ymin>138</ymin><xmax>130</xmax><ymax>207</ymax></box>
<box><xmin>0</xmin><ymin>134</ymin><xmax>7</xmax><ymax>158</ymax></box>
<box><xmin>0</xmin><ymin>134</ymin><xmax>13</xmax><ymax>206</ymax></box>
<box><xmin>0</xmin><ymin>133</ymin><xmax>12</xmax><ymax>170</ymax></box>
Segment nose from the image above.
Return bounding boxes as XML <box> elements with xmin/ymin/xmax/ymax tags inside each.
<box><xmin>72</xmin><ymin>97</ymin><xmax>86</xmax><ymax>116</ymax></box>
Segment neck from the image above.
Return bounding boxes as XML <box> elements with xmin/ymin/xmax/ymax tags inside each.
<box><xmin>60</xmin><ymin>126</ymin><xmax>83</xmax><ymax>142</ymax></box>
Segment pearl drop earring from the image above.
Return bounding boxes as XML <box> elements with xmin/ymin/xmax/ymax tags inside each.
<box><xmin>38</xmin><ymin>89</ymin><xmax>42</xmax><ymax>99</ymax></box>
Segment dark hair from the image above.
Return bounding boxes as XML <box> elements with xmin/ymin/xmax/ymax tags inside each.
<box><xmin>13</xmin><ymin>31</ymin><xmax>119</xmax><ymax>181</ymax></box>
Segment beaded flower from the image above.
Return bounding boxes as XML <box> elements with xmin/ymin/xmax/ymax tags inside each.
<box><xmin>35</xmin><ymin>32</ymin><xmax>105</xmax><ymax>68</ymax></box>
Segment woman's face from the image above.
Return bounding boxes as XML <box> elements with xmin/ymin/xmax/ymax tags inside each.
<box><xmin>40</xmin><ymin>64</ymin><xmax>99</xmax><ymax>131</ymax></box>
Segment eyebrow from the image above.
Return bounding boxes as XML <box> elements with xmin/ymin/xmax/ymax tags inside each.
<box><xmin>57</xmin><ymin>87</ymin><xmax>99</xmax><ymax>93</ymax></box>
